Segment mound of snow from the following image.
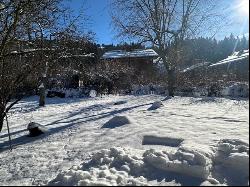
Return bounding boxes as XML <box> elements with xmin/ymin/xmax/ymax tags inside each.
<box><xmin>48</xmin><ymin>147</ymin><xmax>151</xmax><ymax>186</ymax></box>
<box><xmin>214</xmin><ymin>139</ymin><xmax>249</xmax><ymax>174</ymax></box>
<box><xmin>148</xmin><ymin>101</ymin><xmax>163</xmax><ymax>111</ymax></box>
<box><xmin>48</xmin><ymin>146</ymin><xmax>215</xmax><ymax>186</ymax></box>
<box><xmin>101</xmin><ymin>116</ymin><xmax>131</xmax><ymax>129</ymax></box>
<box><xmin>193</xmin><ymin>87</ymin><xmax>209</xmax><ymax>97</ymax></box>
<box><xmin>143</xmin><ymin>147</ymin><xmax>212</xmax><ymax>180</ymax></box>
<box><xmin>212</xmin><ymin>139</ymin><xmax>249</xmax><ymax>186</ymax></box>
<box><xmin>142</xmin><ymin>135</ymin><xmax>184</xmax><ymax>147</ymax></box>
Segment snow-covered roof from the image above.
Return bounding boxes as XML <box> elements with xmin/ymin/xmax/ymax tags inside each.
<box><xmin>60</xmin><ymin>53</ymin><xmax>96</xmax><ymax>59</ymax></box>
<box><xmin>181</xmin><ymin>49</ymin><xmax>249</xmax><ymax>73</ymax></box>
<box><xmin>102</xmin><ymin>49</ymin><xmax>158</xmax><ymax>59</ymax></box>
<box><xmin>181</xmin><ymin>61</ymin><xmax>211</xmax><ymax>73</ymax></box>
<box><xmin>209</xmin><ymin>49</ymin><xmax>249</xmax><ymax>67</ymax></box>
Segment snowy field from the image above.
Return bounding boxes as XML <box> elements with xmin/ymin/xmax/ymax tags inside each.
<box><xmin>0</xmin><ymin>95</ymin><xmax>249</xmax><ymax>186</ymax></box>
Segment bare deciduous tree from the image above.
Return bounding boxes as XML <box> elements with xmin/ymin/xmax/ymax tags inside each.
<box><xmin>0</xmin><ymin>0</ymin><xmax>91</xmax><ymax>133</ymax></box>
<box><xmin>111</xmin><ymin>0</ymin><xmax>227</xmax><ymax>96</ymax></box>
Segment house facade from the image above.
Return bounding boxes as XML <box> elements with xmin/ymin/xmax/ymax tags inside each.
<box><xmin>101</xmin><ymin>49</ymin><xmax>160</xmax><ymax>84</ymax></box>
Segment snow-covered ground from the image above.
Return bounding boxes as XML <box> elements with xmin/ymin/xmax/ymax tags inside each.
<box><xmin>0</xmin><ymin>95</ymin><xmax>249</xmax><ymax>186</ymax></box>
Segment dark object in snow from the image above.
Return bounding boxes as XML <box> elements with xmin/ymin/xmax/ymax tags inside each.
<box><xmin>142</xmin><ymin>135</ymin><xmax>184</xmax><ymax>147</ymax></box>
<box><xmin>162</xmin><ymin>96</ymin><xmax>172</xmax><ymax>101</ymax></box>
<box><xmin>114</xmin><ymin>101</ymin><xmax>127</xmax><ymax>105</ymax></box>
<box><xmin>27</xmin><ymin>122</ymin><xmax>48</xmax><ymax>137</ymax></box>
<box><xmin>148</xmin><ymin>101</ymin><xmax>163</xmax><ymax>111</ymax></box>
<box><xmin>47</xmin><ymin>91</ymin><xmax>66</xmax><ymax>98</ymax></box>
<box><xmin>101</xmin><ymin>116</ymin><xmax>131</xmax><ymax>129</ymax></box>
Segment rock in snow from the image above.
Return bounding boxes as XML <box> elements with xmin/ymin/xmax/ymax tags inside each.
<box><xmin>27</xmin><ymin>122</ymin><xmax>48</xmax><ymax>137</ymax></box>
<box><xmin>113</xmin><ymin>101</ymin><xmax>127</xmax><ymax>105</ymax></box>
<box><xmin>148</xmin><ymin>101</ymin><xmax>163</xmax><ymax>111</ymax></box>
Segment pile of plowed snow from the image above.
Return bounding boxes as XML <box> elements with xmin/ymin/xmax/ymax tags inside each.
<box><xmin>48</xmin><ymin>139</ymin><xmax>249</xmax><ymax>186</ymax></box>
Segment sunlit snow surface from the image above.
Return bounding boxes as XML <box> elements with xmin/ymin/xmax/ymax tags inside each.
<box><xmin>0</xmin><ymin>95</ymin><xmax>249</xmax><ymax>186</ymax></box>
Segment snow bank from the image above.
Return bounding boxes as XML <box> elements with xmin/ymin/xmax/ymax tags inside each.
<box><xmin>48</xmin><ymin>146</ymin><xmax>212</xmax><ymax>186</ymax></box>
<box><xmin>48</xmin><ymin>147</ymin><xmax>150</xmax><ymax>186</ymax></box>
<box><xmin>147</xmin><ymin>101</ymin><xmax>163</xmax><ymax>111</ymax></box>
<box><xmin>48</xmin><ymin>137</ymin><xmax>249</xmax><ymax>186</ymax></box>
<box><xmin>212</xmin><ymin>139</ymin><xmax>249</xmax><ymax>186</ymax></box>
<box><xmin>101</xmin><ymin>116</ymin><xmax>131</xmax><ymax>129</ymax></box>
<box><xmin>214</xmin><ymin>139</ymin><xmax>249</xmax><ymax>175</ymax></box>
<box><xmin>143</xmin><ymin>148</ymin><xmax>212</xmax><ymax>180</ymax></box>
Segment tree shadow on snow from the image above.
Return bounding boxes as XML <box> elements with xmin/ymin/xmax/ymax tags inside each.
<box><xmin>0</xmin><ymin>102</ymin><xmax>152</xmax><ymax>152</ymax></box>
<box><xmin>10</xmin><ymin>96</ymin><xmax>95</xmax><ymax>114</ymax></box>
<box><xmin>44</xmin><ymin>102</ymin><xmax>152</xmax><ymax>128</ymax></box>
<box><xmin>0</xmin><ymin>123</ymin><xmax>76</xmax><ymax>152</ymax></box>
<box><xmin>0</xmin><ymin>103</ymin><xmax>109</xmax><ymax>141</ymax></box>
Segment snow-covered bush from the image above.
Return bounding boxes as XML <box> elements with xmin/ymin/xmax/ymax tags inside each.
<box><xmin>193</xmin><ymin>87</ymin><xmax>209</xmax><ymax>97</ymax></box>
<box><xmin>175</xmin><ymin>87</ymin><xmax>195</xmax><ymax>97</ymax></box>
<box><xmin>131</xmin><ymin>85</ymin><xmax>167</xmax><ymax>95</ymax></box>
<box><xmin>47</xmin><ymin>88</ymin><xmax>87</xmax><ymax>98</ymax></box>
<box><xmin>221</xmin><ymin>83</ymin><xmax>249</xmax><ymax>98</ymax></box>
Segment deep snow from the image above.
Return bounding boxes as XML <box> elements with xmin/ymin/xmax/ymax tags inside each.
<box><xmin>0</xmin><ymin>95</ymin><xmax>249</xmax><ymax>186</ymax></box>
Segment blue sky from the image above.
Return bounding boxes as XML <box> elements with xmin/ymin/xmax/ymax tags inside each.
<box><xmin>67</xmin><ymin>0</ymin><xmax>249</xmax><ymax>44</ymax></box>
<box><xmin>67</xmin><ymin>0</ymin><xmax>114</xmax><ymax>44</ymax></box>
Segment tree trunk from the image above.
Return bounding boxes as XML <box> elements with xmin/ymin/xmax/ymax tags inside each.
<box><xmin>161</xmin><ymin>55</ymin><xmax>176</xmax><ymax>97</ymax></box>
<box><xmin>0</xmin><ymin>114</ymin><xmax>5</xmax><ymax>132</ymax></box>
<box><xmin>167</xmin><ymin>69</ymin><xmax>175</xmax><ymax>97</ymax></box>
<box><xmin>39</xmin><ymin>84</ymin><xmax>45</xmax><ymax>107</ymax></box>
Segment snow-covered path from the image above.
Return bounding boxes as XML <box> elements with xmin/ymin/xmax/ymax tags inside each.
<box><xmin>0</xmin><ymin>95</ymin><xmax>249</xmax><ymax>186</ymax></box>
